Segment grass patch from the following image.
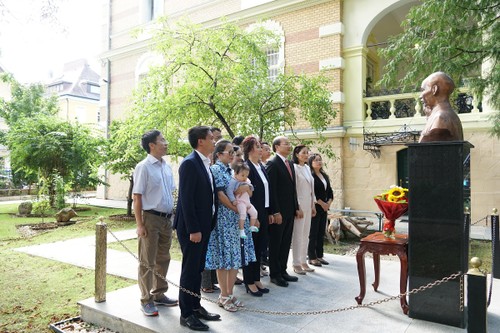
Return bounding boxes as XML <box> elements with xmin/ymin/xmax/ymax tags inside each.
<box><xmin>0</xmin><ymin>203</ymin><xmax>136</xmax><ymax>333</ymax></box>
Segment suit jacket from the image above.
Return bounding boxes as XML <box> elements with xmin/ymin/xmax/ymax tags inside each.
<box><xmin>266</xmin><ymin>155</ymin><xmax>298</xmax><ymax>220</ymax></box>
<box><xmin>174</xmin><ymin>151</ymin><xmax>217</xmax><ymax>236</ymax></box>
<box><xmin>312</xmin><ymin>172</ymin><xmax>333</xmax><ymax>212</ymax></box>
<box><xmin>247</xmin><ymin>161</ymin><xmax>271</xmax><ymax>220</ymax></box>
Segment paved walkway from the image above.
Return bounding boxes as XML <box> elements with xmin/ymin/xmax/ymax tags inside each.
<box><xmin>12</xmin><ymin>199</ymin><xmax>500</xmax><ymax>332</ymax></box>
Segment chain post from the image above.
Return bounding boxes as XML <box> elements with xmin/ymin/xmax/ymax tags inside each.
<box><xmin>467</xmin><ymin>257</ymin><xmax>487</xmax><ymax>333</ymax></box>
<box><xmin>492</xmin><ymin>208</ymin><xmax>499</xmax><ymax>278</ymax></box>
<box><xmin>95</xmin><ymin>217</ymin><xmax>107</xmax><ymax>303</ymax></box>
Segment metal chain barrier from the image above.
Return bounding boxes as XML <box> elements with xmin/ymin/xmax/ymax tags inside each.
<box><xmin>107</xmin><ymin>227</ymin><xmax>463</xmax><ymax>316</ymax></box>
<box><xmin>471</xmin><ymin>215</ymin><xmax>488</xmax><ymax>226</ymax></box>
<box><xmin>488</xmin><ymin>213</ymin><xmax>497</xmax><ymax>307</ymax></box>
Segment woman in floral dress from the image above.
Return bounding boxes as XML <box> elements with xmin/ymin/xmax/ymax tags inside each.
<box><xmin>205</xmin><ymin>140</ymin><xmax>256</xmax><ymax>312</ymax></box>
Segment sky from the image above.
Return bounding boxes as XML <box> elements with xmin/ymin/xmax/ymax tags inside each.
<box><xmin>0</xmin><ymin>0</ymin><xmax>102</xmax><ymax>83</ymax></box>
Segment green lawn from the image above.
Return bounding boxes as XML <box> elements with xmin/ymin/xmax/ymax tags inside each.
<box><xmin>0</xmin><ymin>203</ymin><xmax>136</xmax><ymax>333</ymax></box>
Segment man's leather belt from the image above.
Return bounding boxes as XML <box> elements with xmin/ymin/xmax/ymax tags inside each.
<box><xmin>145</xmin><ymin>210</ymin><xmax>172</xmax><ymax>218</ymax></box>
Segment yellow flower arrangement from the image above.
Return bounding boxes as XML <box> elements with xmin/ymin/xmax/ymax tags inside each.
<box><xmin>377</xmin><ymin>186</ymin><xmax>408</xmax><ymax>203</ymax></box>
<box><xmin>374</xmin><ymin>186</ymin><xmax>409</xmax><ymax>238</ymax></box>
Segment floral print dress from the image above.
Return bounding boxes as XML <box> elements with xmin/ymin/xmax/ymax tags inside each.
<box><xmin>205</xmin><ymin>160</ymin><xmax>256</xmax><ymax>270</ymax></box>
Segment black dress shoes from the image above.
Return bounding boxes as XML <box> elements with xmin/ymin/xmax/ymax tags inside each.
<box><xmin>180</xmin><ymin>314</ymin><xmax>209</xmax><ymax>331</ymax></box>
<box><xmin>282</xmin><ymin>272</ymin><xmax>299</xmax><ymax>282</ymax></box>
<box><xmin>270</xmin><ymin>277</ymin><xmax>289</xmax><ymax>287</ymax></box>
<box><xmin>193</xmin><ymin>306</ymin><xmax>221</xmax><ymax>321</ymax></box>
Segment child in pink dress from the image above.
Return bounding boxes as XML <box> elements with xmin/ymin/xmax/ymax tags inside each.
<box><xmin>226</xmin><ymin>163</ymin><xmax>259</xmax><ymax>239</ymax></box>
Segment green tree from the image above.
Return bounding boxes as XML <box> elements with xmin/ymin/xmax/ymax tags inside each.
<box><xmin>133</xmin><ymin>19</ymin><xmax>336</xmax><ymax>141</ymax></box>
<box><xmin>0</xmin><ymin>73</ymin><xmax>59</xmax><ymax>126</ymax></box>
<box><xmin>378</xmin><ymin>0</ymin><xmax>500</xmax><ymax>136</ymax></box>
<box><xmin>5</xmin><ymin>114</ymin><xmax>103</xmax><ymax>206</ymax></box>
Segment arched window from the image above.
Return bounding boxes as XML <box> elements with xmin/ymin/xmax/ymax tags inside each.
<box><xmin>135</xmin><ymin>52</ymin><xmax>164</xmax><ymax>86</ymax></box>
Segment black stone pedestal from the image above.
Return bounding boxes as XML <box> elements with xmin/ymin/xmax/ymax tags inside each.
<box><xmin>407</xmin><ymin>142</ymin><xmax>472</xmax><ymax>328</ymax></box>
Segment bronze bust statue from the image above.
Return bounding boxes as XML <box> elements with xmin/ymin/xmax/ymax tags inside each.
<box><xmin>418</xmin><ymin>72</ymin><xmax>464</xmax><ymax>143</ymax></box>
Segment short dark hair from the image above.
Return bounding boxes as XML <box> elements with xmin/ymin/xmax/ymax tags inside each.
<box><xmin>188</xmin><ymin>126</ymin><xmax>211</xmax><ymax>149</ymax></box>
<box><xmin>233</xmin><ymin>162</ymin><xmax>250</xmax><ymax>175</ymax></box>
<box><xmin>141</xmin><ymin>129</ymin><xmax>161</xmax><ymax>154</ymax></box>
<box><xmin>210</xmin><ymin>126</ymin><xmax>221</xmax><ymax>133</ymax></box>
<box><xmin>292</xmin><ymin>144</ymin><xmax>307</xmax><ymax>164</ymax></box>
<box><xmin>232</xmin><ymin>135</ymin><xmax>244</xmax><ymax>146</ymax></box>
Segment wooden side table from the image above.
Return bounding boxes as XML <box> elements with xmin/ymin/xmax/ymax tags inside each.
<box><xmin>355</xmin><ymin>232</ymin><xmax>409</xmax><ymax>314</ymax></box>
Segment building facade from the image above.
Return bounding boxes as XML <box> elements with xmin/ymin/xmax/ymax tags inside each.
<box><xmin>45</xmin><ymin>59</ymin><xmax>103</xmax><ymax>129</ymax></box>
<box><xmin>99</xmin><ymin>0</ymin><xmax>499</xmax><ymax>224</ymax></box>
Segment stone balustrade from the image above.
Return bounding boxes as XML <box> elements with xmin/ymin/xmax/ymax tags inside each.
<box><xmin>363</xmin><ymin>88</ymin><xmax>481</xmax><ymax>121</ymax></box>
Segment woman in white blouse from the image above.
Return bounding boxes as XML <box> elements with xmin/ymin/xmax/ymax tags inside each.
<box><xmin>291</xmin><ymin>144</ymin><xmax>316</xmax><ymax>275</ymax></box>
<box><xmin>241</xmin><ymin>136</ymin><xmax>272</xmax><ymax>296</ymax></box>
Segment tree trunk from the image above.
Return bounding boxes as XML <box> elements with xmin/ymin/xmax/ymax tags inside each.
<box><xmin>48</xmin><ymin>182</ymin><xmax>56</xmax><ymax>208</ymax></box>
<box><xmin>127</xmin><ymin>175</ymin><xmax>134</xmax><ymax>216</ymax></box>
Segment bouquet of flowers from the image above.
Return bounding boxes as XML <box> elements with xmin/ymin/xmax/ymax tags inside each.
<box><xmin>374</xmin><ymin>186</ymin><xmax>409</xmax><ymax>238</ymax></box>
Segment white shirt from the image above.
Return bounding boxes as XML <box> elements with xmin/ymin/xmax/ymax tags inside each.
<box><xmin>195</xmin><ymin>150</ymin><xmax>215</xmax><ymax>214</ymax></box>
<box><xmin>133</xmin><ymin>154</ymin><xmax>175</xmax><ymax>213</ymax></box>
<box><xmin>195</xmin><ymin>150</ymin><xmax>213</xmax><ymax>191</ymax></box>
<box><xmin>252</xmin><ymin>161</ymin><xmax>269</xmax><ymax>208</ymax></box>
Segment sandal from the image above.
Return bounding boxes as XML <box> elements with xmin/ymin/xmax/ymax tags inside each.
<box><xmin>229</xmin><ymin>295</ymin><xmax>244</xmax><ymax>308</ymax></box>
<box><xmin>201</xmin><ymin>287</ymin><xmax>214</xmax><ymax>293</ymax></box>
<box><xmin>219</xmin><ymin>296</ymin><xmax>238</xmax><ymax>312</ymax></box>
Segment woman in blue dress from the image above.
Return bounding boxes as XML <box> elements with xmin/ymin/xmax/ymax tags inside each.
<box><xmin>205</xmin><ymin>140</ymin><xmax>256</xmax><ymax>312</ymax></box>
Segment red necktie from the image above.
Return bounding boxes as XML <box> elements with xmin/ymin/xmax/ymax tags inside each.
<box><xmin>285</xmin><ymin>160</ymin><xmax>293</xmax><ymax>179</ymax></box>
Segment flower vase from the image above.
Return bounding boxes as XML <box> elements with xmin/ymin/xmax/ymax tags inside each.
<box><xmin>383</xmin><ymin>219</ymin><xmax>396</xmax><ymax>239</ymax></box>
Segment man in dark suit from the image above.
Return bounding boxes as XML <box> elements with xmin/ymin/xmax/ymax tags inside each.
<box><xmin>266</xmin><ymin>136</ymin><xmax>301</xmax><ymax>287</ymax></box>
<box><xmin>174</xmin><ymin>126</ymin><xmax>220</xmax><ymax>331</ymax></box>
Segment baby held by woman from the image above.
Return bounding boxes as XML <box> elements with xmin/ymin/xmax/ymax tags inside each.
<box><xmin>226</xmin><ymin>163</ymin><xmax>259</xmax><ymax>239</ymax></box>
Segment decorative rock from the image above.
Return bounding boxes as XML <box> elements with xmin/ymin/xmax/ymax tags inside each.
<box><xmin>55</xmin><ymin>208</ymin><xmax>78</xmax><ymax>222</ymax></box>
<box><xmin>18</xmin><ymin>201</ymin><xmax>33</xmax><ymax>215</ymax></box>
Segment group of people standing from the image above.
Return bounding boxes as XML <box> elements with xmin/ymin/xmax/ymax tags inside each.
<box><xmin>132</xmin><ymin>126</ymin><xmax>333</xmax><ymax>331</ymax></box>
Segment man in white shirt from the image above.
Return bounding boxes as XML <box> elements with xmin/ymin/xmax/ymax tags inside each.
<box><xmin>133</xmin><ymin>130</ymin><xmax>177</xmax><ymax>316</ymax></box>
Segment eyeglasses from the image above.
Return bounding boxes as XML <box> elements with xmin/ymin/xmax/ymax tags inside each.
<box><xmin>220</xmin><ymin>150</ymin><xmax>234</xmax><ymax>156</ymax></box>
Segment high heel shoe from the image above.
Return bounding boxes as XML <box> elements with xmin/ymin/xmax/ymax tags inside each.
<box><xmin>245</xmin><ymin>284</ymin><xmax>263</xmax><ymax>297</ymax></box>
<box><xmin>256</xmin><ymin>285</ymin><xmax>270</xmax><ymax>293</ymax></box>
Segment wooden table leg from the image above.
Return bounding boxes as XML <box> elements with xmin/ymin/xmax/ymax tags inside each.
<box><xmin>355</xmin><ymin>245</ymin><xmax>367</xmax><ymax>304</ymax></box>
<box><xmin>398</xmin><ymin>251</ymin><xmax>409</xmax><ymax>314</ymax></box>
<box><xmin>372</xmin><ymin>253</ymin><xmax>380</xmax><ymax>291</ymax></box>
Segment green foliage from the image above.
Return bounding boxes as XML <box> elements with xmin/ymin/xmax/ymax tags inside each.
<box><xmin>378</xmin><ymin>0</ymin><xmax>500</xmax><ymax>136</ymax></box>
<box><xmin>0</xmin><ymin>75</ymin><xmax>104</xmax><ymax>199</ymax></box>
<box><xmin>0</xmin><ymin>73</ymin><xmax>59</xmax><ymax>128</ymax></box>
<box><xmin>132</xmin><ymin>19</ymin><xmax>336</xmax><ymax>143</ymax></box>
<box><xmin>5</xmin><ymin>115</ymin><xmax>103</xmax><ymax>206</ymax></box>
<box><xmin>32</xmin><ymin>200</ymin><xmax>51</xmax><ymax>221</ymax></box>
<box><xmin>54</xmin><ymin>174</ymin><xmax>66</xmax><ymax>209</ymax></box>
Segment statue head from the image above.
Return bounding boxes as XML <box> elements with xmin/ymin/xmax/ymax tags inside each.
<box><xmin>419</xmin><ymin>72</ymin><xmax>455</xmax><ymax>115</ymax></box>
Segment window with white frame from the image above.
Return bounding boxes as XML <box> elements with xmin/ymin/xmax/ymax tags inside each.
<box><xmin>140</xmin><ymin>0</ymin><xmax>164</xmax><ymax>24</ymax></box>
<box><xmin>266</xmin><ymin>48</ymin><xmax>280</xmax><ymax>81</ymax></box>
<box><xmin>247</xmin><ymin>20</ymin><xmax>285</xmax><ymax>81</ymax></box>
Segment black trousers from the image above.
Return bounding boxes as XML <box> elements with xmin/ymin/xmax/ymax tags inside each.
<box><xmin>268</xmin><ymin>216</ymin><xmax>294</xmax><ymax>278</ymax></box>
<box><xmin>308</xmin><ymin>205</ymin><xmax>327</xmax><ymax>260</ymax></box>
<box><xmin>177</xmin><ymin>230</ymin><xmax>210</xmax><ymax>318</ymax></box>
<box><xmin>243</xmin><ymin>208</ymin><xmax>269</xmax><ymax>283</ymax></box>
